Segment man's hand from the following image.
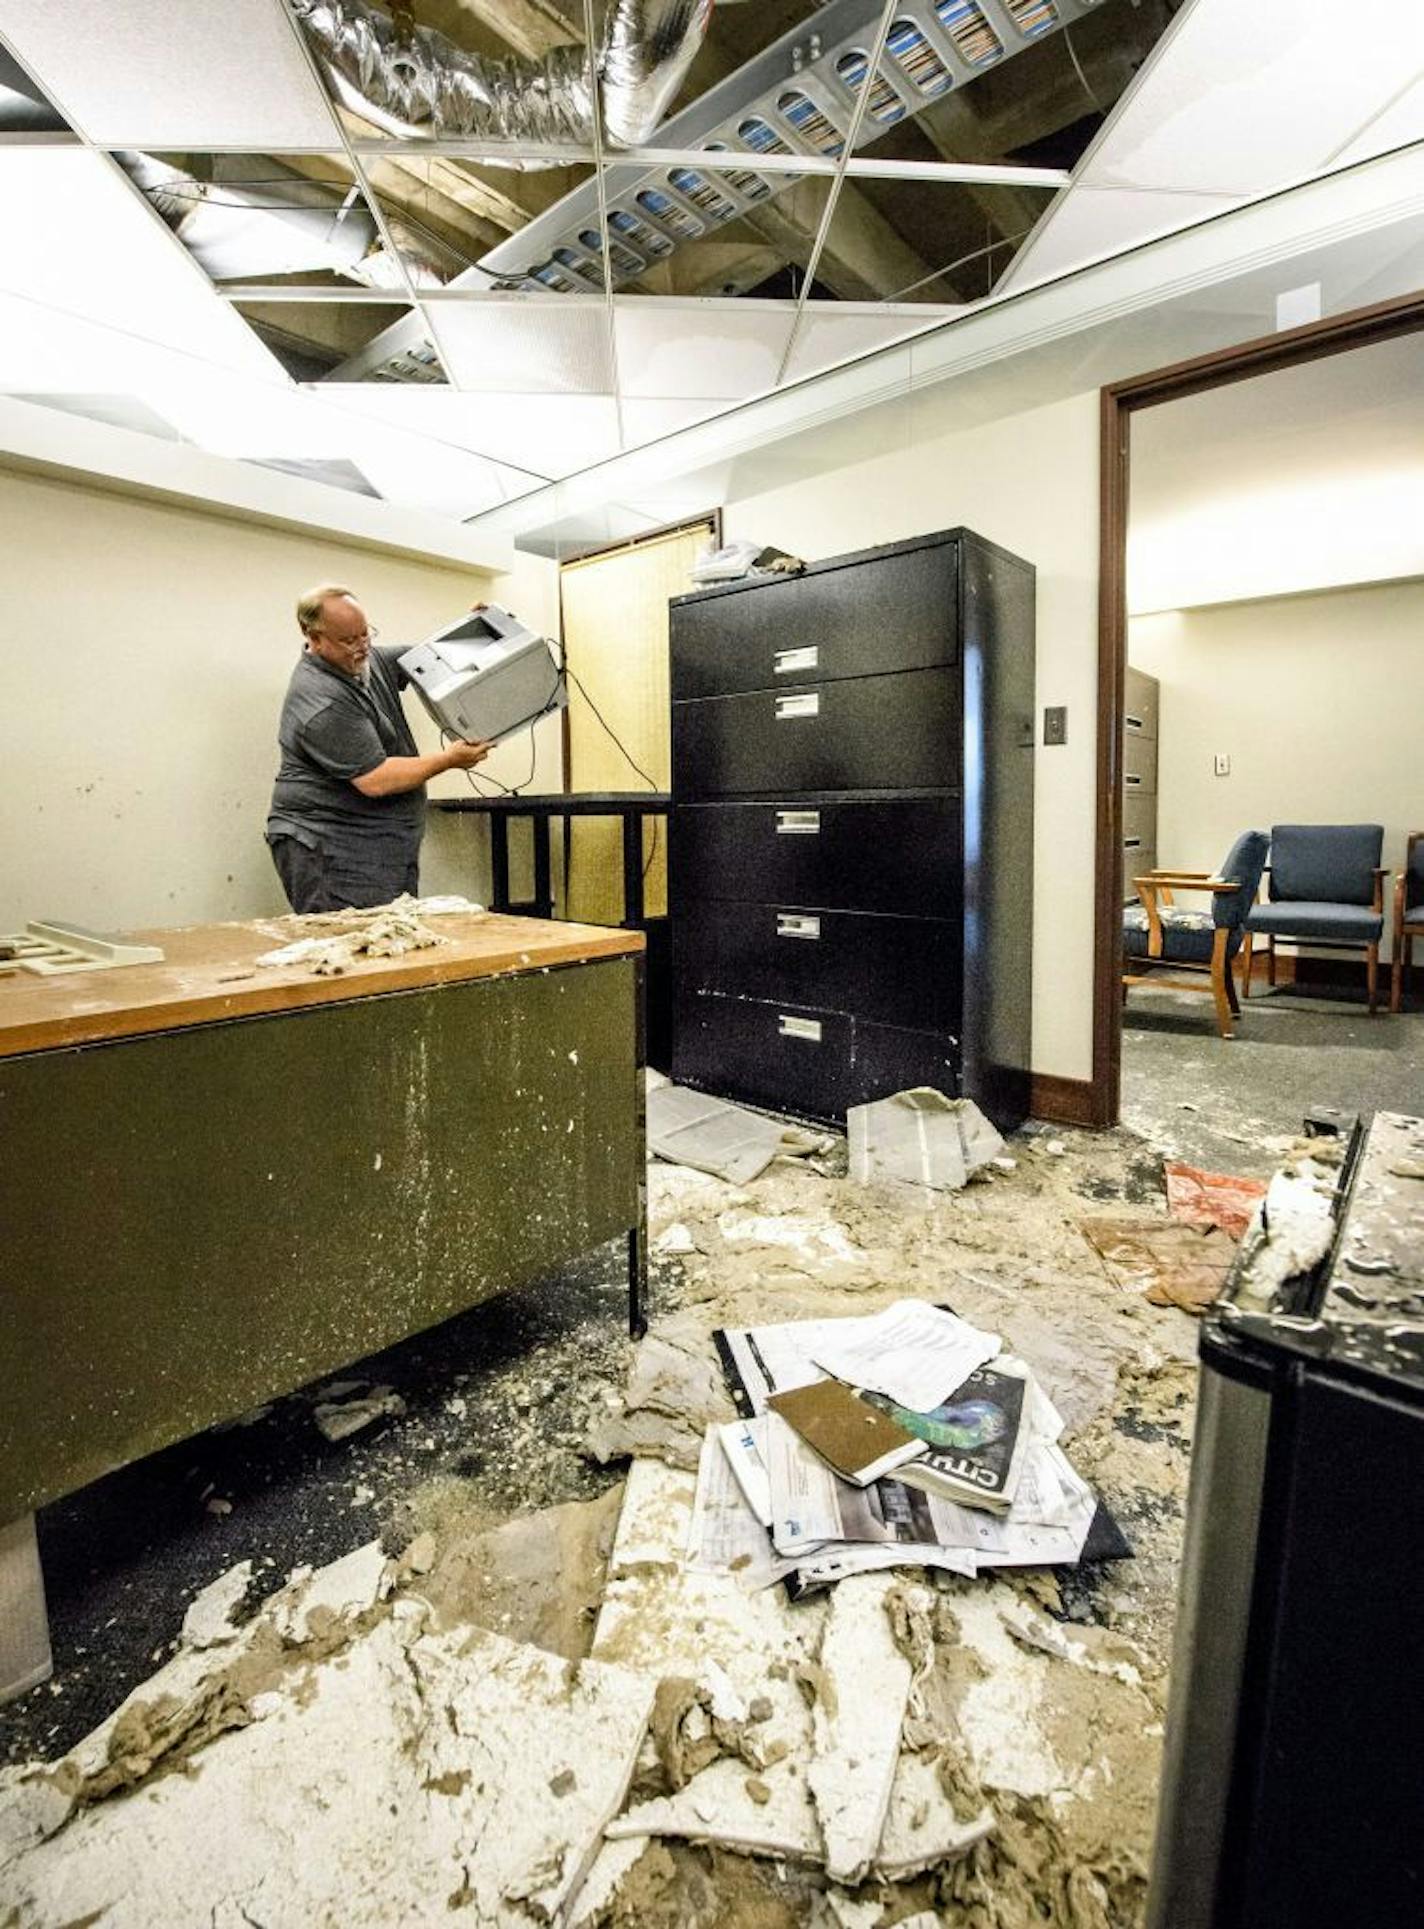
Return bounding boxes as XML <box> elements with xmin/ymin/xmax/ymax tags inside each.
<box><xmin>445</xmin><ymin>738</ymin><xmax>494</xmax><ymax>770</ymax></box>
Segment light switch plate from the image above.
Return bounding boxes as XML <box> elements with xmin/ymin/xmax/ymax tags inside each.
<box><xmin>1043</xmin><ymin>706</ymin><xmax>1067</xmax><ymax>747</ymax></box>
<box><xmin>1215</xmin><ymin>753</ymin><xmax>1231</xmax><ymax>776</ymax></box>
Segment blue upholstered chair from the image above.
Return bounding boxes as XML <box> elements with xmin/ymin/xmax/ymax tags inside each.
<box><xmin>1393</xmin><ymin>831</ymin><xmax>1424</xmax><ymax>1013</ymax></box>
<box><xmin>1122</xmin><ymin>830</ymin><xmax>1270</xmax><ymax>1038</ymax></box>
<box><xmin>1243</xmin><ymin>824</ymin><xmax>1387</xmax><ymax>1013</ymax></box>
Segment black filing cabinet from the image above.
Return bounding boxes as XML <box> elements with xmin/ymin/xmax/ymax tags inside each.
<box><xmin>669</xmin><ymin>529</ymin><xmax>1035</xmax><ymax>1130</ymax></box>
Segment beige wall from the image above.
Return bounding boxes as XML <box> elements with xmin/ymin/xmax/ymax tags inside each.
<box><xmin>0</xmin><ymin>468</ymin><xmax>560</xmax><ymax>932</ymax></box>
<box><xmin>721</xmin><ymin>389</ymin><xmax>1100</xmax><ymax>1083</ymax></box>
<box><xmin>1130</xmin><ymin>579</ymin><xmax>1424</xmax><ymax>953</ymax></box>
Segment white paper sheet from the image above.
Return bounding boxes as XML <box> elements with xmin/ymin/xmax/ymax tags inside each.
<box><xmin>804</xmin><ymin>1301</ymin><xmax>1002</xmax><ymax>1411</ymax></box>
<box><xmin>689</xmin><ymin>1427</ymin><xmax>802</xmax><ymax>1592</ymax></box>
<box><xmin>718</xmin><ymin>1417</ymin><xmax>774</xmax><ymax>1528</ymax></box>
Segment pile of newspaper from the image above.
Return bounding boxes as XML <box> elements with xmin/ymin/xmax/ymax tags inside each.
<box><xmin>691</xmin><ymin>1300</ymin><xmax>1108</xmax><ymax>1595</ymax></box>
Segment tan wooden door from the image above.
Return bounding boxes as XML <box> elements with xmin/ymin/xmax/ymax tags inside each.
<box><xmin>559</xmin><ymin>521</ymin><xmax>712</xmax><ymax>925</ymax></box>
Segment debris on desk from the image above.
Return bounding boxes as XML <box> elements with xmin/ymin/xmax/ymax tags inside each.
<box><xmin>254</xmin><ymin>894</ymin><xmax>484</xmax><ymax>976</ymax></box>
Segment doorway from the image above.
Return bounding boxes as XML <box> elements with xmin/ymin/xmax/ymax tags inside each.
<box><xmin>1097</xmin><ymin>289</ymin><xmax>1424</xmax><ymax>1132</ymax></box>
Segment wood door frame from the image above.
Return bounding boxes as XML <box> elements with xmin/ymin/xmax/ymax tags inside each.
<box><xmin>1094</xmin><ymin>289</ymin><xmax>1424</xmax><ymax>1126</ymax></box>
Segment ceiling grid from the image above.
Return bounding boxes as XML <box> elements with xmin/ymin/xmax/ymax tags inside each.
<box><xmin>0</xmin><ymin>0</ymin><xmax>1419</xmax><ymax>524</ymax></box>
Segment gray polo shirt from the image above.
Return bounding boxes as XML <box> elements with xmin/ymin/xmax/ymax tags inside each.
<box><xmin>267</xmin><ymin>645</ymin><xmax>424</xmax><ymax>850</ymax></box>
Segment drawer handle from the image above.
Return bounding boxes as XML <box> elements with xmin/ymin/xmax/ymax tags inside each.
<box><xmin>778</xmin><ymin>1015</ymin><xmax>822</xmax><ymax>1043</ymax></box>
<box><xmin>774</xmin><ymin>646</ymin><xmax>818</xmax><ymax>676</ymax></box>
<box><xmin>776</xmin><ymin>913</ymin><xmax>821</xmax><ymax>941</ymax></box>
<box><xmin>775</xmin><ymin>692</ymin><xmax>819</xmax><ymax>720</ymax></box>
<box><xmin>1123</xmin><ymin>837</ymin><xmax>1142</xmax><ymax>849</ymax></box>
<box><xmin>1125</xmin><ymin>713</ymin><xmax>1145</xmax><ymax>732</ymax></box>
<box><xmin>775</xmin><ymin>809</ymin><xmax>820</xmax><ymax>835</ymax></box>
<box><xmin>1125</xmin><ymin>773</ymin><xmax>1142</xmax><ymax>787</ymax></box>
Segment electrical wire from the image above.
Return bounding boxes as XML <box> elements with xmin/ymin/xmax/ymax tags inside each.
<box><xmin>563</xmin><ymin>664</ymin><xmax>662</xmax><ymax>792</ymax></box>
<box><xmin>1063</xmin><ymin>25</ymin><xmax>1107</xmax><ymax>116</ymax></box>
<box><xmin>442</xmin><ymin>644</ymin><xmax>663</xmax><ymax>883</ymax></box>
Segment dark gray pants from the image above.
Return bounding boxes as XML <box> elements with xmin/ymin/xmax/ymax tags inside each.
<box><xmin>267</xmin><ymin>833</ymin><xmax>419</xmax><ymax>914</ymax></box>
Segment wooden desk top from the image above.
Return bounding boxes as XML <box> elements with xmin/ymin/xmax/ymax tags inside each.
<box><xmin>0</xmin><ymin>912</ymin><xmax>643</xmax><ymax>1059</ymax></box>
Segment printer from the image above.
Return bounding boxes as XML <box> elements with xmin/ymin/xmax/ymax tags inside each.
<box><xmin>399</xmin><ymin>605</ymin><xmax>567</xmax><ymax>745</ymax></box>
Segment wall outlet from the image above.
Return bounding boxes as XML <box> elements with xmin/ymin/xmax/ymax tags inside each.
<box><xmin>1043</xmin><ymin>706</ymin><xmax>1067</xmax><ymax>747</ymax></box>
<box><xmin>1214</xmin><ymin>752</ymin><xmax>1231</xmax><ymax>777</ymax></box>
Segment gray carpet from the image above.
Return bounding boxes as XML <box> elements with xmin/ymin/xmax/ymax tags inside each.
<box><xmin>1121</xmin><ymin>980</ymin><xmax>1423</xmax><ymax>1177</ymax></box>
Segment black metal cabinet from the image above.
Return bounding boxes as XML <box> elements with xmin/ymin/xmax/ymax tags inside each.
<box><xmin>669</xmin><ymin>529</ymin><xmax>1035</xmax><ymax>1130</ymax></box>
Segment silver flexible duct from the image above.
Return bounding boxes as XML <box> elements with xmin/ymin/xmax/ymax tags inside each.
<box><xmin>601</xmin><ymin>0</ymin><xmax>714</xmax><ymax>147</ymax></box>
<box><xmin>287</xmin><ymin>0</ymin><xmax>712</xmax><ymax>152</ymax></box>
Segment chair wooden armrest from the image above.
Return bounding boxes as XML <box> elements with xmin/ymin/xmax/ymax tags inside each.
<box><xmin>1372</xmin><ymin>867</ymin><xmax>1389</xmax><ymax>913</ymax></box>
<box><xmin>1134</xmin><ymin>874</ymin><xmax>1231</xmax><ymax>957</ymax></box>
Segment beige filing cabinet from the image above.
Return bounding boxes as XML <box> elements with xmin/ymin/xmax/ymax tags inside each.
<box><xmin>1123</xmin><ymin>665</ymin><xmax>1160</xmax><ymax>901</ymax></box>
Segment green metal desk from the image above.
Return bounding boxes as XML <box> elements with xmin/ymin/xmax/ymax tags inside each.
<box><xmin>0</xmin><ymin>910</ymin><xmax>646</xmax><ymax>1700</ymax></box>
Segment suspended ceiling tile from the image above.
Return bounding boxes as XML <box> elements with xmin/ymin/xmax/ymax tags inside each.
<box><xmin>1076</xmin><ymin>0</ymin><xmax>1424</xmax><ymax>198</ymax></box>
<box><xmin>315</xmin><ymin>385</ymin><xmax>621</xmax><ymax>480</ymax></box>
<box><xmin>1330</xmin><ymin>79</ymin><xmax>1424</xmax><ymax>171</ymax></box>
<box><xmin>997</xmin><ymin>187</ymin><xmax>1242</xmax><ymax>295</ymax></box>
<box><xmin>311</xmin><ymin>385</ymin><xmax>555</xmax><ymax>487</ymax></box>
<box><xmin>456</xmin><ymin>393</ymin><xmax>622</xmax><ymax>478</ymax></box>
<box><xmin>781</xmin><ymin>306</ymin><xmax>955</xmax><ymax>388</ymax></box>
<box><xmin>428</xmin><ymin>299</ymin><xmax>614</xmax><ymax>396</ymax></box>
<box><xmin>0</xmin><ymin>0</ymin><xmax>338</xmax><ymax>147</ymax></box>
<box><xmin>619</xmin><ymin>396</ymin><xmax>732</xmax><ymax>444</ymax></box>
<box><xmin>0</xmin><ymin>148</ymin><xmax>280</xmax><ymax>376</ymax></box>
<box><xmin>614</xmin><ymin>302</ymin><xmax>793</xmax><ymax>402</ymax></box>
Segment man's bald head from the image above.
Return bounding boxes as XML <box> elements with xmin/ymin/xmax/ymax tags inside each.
<box><xmin>297</xmin><ymin>585</ymin><xmax>374</xmax><ymax>677</ymax></box>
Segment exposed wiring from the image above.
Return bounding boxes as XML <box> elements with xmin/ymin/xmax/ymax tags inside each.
<box><xmin>563</xmin><ymin>663</ymin><xmax>662</xmax><ymax>792</ymax></box>
<box><xmin>444</xmin><ymin>644</ymin><xmax>664</xmax><ymax>888</ymax></box>
<box><xmin>885</xmin><ymin>228</ymin><xmax>1033</xmax><ymax>306</ymax></box>
<box><xmin>1063</xmin><ymin>25</ymin><xmax>1107</xmax><ymax>116</ymax></box>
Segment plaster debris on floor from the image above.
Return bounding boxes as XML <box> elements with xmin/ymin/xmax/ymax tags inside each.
<box><xmin>1</xmin><ymin>1112</ymin><xmax>1214</xmax><ymax>1927</ymax></box>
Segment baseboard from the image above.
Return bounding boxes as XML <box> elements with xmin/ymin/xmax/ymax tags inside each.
<box><xmin>1029</xmin><ymin>1072</ymin><xmax>1101</xmax><ymax>1128</ymax></box>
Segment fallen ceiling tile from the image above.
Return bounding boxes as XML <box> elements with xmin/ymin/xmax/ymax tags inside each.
<box><xmin>0</xmin><ymin>1581</ymin><xmax>655</xmax><ymax>1927</ymax></box>
<box><xmin>807</xmin><ymin>1575</ymin><xmax>914</xmax><ymax>1884</ymax></box>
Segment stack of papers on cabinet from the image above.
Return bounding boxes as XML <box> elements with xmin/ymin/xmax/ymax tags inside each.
<box><xmin>702</xmin><ymin>1300</ymin><xmax>1127</xmax><ymax>1595</ymax></box>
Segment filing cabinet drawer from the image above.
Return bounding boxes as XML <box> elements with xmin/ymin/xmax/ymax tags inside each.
<box><xmin>1124</xmin><ymin>665</ymin><xmax>1159</xmax><ymax>740</ymax></box>
<box><xmin>1123</xmin><ymin>732</ymin><xmax>1158</xmax><ymax>796</ymax></box>
<box><xmin>670</xmin><ymin>543</ymin><xmax>958</xmax><ymax>700</ymax></box>
<box><xmin>675</xmin><ymin>901</ymin><xmax>959</xmax><ymax>1034</ymax></box>
<box><xmin>1123</xmin><ymin>789</ymin><xmax>1157</xmax><ymax>846</ymax></box>
<box><xmin>670</xmin><ymin>797</ymin><xmax>961</xmax><ymax>916</ymax></box>
<box><xmin>672</xmin><ymin>668</ymin><xmax>961</xmax><ymax>798</ymax></box>
<box><xmin>672</xmin><ymin>991</ymin><xmax>960</xmax><ymax>1124</ymax></box>
<box><xmin>1122</xmin><ymin>841</ymin><xmax>1156</xmax><ymax>902</ymax></box>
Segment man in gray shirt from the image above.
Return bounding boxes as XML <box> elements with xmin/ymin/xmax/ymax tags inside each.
<box><xmin>266</xmin><ymin>584</ymin><xmax>491</xmax><ymax>912</ymax></box>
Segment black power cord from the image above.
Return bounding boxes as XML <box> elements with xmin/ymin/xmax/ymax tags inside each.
<box><xmin>442</xmin><ymin>643</ymin><xmax>663</xmax><ymax>879</ymax></box>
